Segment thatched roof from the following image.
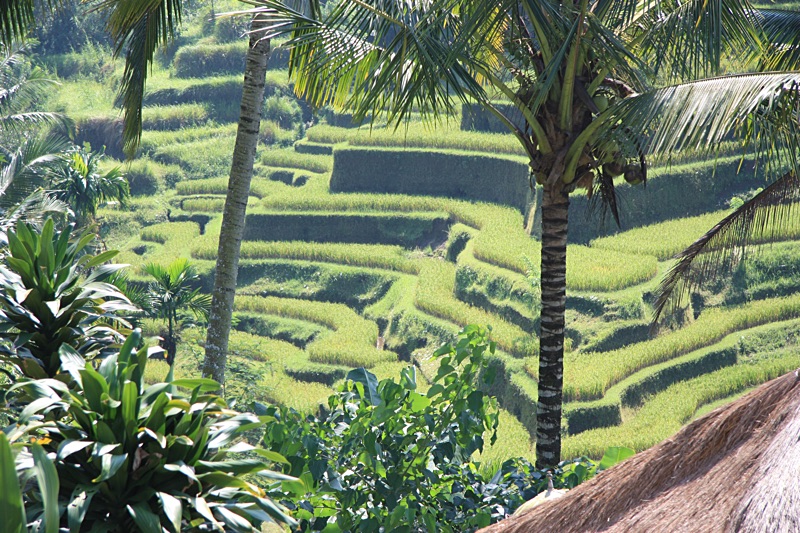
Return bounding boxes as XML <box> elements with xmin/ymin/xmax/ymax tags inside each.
<box><xmin>481</xmin><ymin>369</ymin><xmax>800</xmax><ymax>533</ymax></box>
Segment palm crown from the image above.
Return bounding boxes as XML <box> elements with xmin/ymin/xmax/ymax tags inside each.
<box><xmin>249</xmin><ymin>0</ymin><xmax>800</xmax><ymax>466</ymax></box>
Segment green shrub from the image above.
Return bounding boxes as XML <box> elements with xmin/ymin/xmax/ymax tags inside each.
<box><xmin>330</xmin><ymin>146</ymin><xmax>533</xmax><ymax>213</ymax></box>
<box><xmin>0</xmin><ymin>220</ymin><xmax>132</xmax><ymax>379</ymax></box>
<box><xmin>263</xmin><ymin>95</ymin><xmax>302</xmax><ymax>129</ymax></box>
<box><xmin>123</xmin><ymin>160</ymin><xmax>165</xmax><ymax>195</ymax></box>
<box><xmin>6</xmin><ymin>329</ymin><xmax>296</xmax><ymax>531</ymax></box>
<box><xmin>243</xmin><ymin>211</ymin><xmax>451</xmax><ymax>246</ymax></box>
<box><xmin>74</xmin><ymin>116</ymin><xmax>124</xmax><ymax>159</ymax></box>
<box><xmin>173</xmin><ymin>42</ymin><xmax>249</xmax><ymax>77</ymax></box>
<box><xmin>261</xmin><ymin>326</ymin><xmax>621</xmax><ymax>531</ymax></box>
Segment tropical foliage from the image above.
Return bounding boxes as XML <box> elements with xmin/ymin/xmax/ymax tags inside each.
<box><xmin>142</xmin><ymin>258</ymin><xmax>211</xmax><ymax>364</ymax></box>
<box><xmin>50</xmin><ymin>147</ymin><xmax>129</xmax><ymax>226</ymax></box>
<box><xmin>249</xmin><ymin>0</ymin><xmax>800</xmax><ymax>466</ymax></box>
<box><xmin>0</xmin><ymin>219</ymin><xmax>131</xmax><ymax>379</ymax></box>
<box><xmin>3</xmin><ymin>329</ymin><xmax>296</xmax><ymax>532</ymax></box>
<box><xmin>262</xmin><ymin>326</ymin><xmax>630</xmax><ymax>531</ymax></box>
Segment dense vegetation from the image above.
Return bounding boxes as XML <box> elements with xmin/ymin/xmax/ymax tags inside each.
<box><xmin>2</xmin><ymin>0</ymin><xmax>800</xmax><ymax>531</ymax></box>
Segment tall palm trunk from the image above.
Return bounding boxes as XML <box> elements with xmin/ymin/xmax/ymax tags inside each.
<box><xmin>536</xmin><ymin>183</ymin><xmax>569</xmax><ymax>468</ymax></box>
<box><xmin>203</xmin><ymin>17</ymin><xmax>270</xmax><ymax>386</ymax></box>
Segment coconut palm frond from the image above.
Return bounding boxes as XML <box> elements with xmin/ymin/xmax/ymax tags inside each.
<box><xmin>754</xmin><ymin>8</ymin><xmax>800</xmax><ymax>71</ymax></box>
<box><xmin>652</xmin><ymin>171</ymin><xmax>800</xmax><ymax>326</ymax></box>
<box><xmin>584</xmin><ymin>13</ymin><xmax>650</xmax><ymax>89</ymax></box>
<box><xmin>593</xmin><ymin>0</ymin><xmax>640</xmax><ymax>27</ymax></box>
<box><xmin>99</xmin><ymin>0</ymin><xmax>182</xmax><ymax>157</ymax></box>
<box><xmin>250</xmin><ymin>0</ymin><xmax>503</xmax><ymax>126</ymax></box>
<box><xmin>0</xmin><ymin>189</ymin><xmax>69</xmax><ymax>247</ymax></box>
<box><xmin>0</xmin><ymin>1</ymin><xmax>62</xmax><ymax>44</ymax></box>
<box><xmin>0</xmin><ymin>135</ymin><xmax>71</xmax><ymax>210</ymax></box>
<box><xmin>609</xmin><ymin>72</ymin><xmax>800</xmax><ymax>170</ymax></box>
<box><xmin>635</xmin><ymin>0</ymin><xmax>761</xmax><ymax>80</ymax></box>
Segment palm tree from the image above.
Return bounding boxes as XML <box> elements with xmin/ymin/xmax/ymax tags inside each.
<box><xmin>143</xmin><ymin>258</ymin><xmax>211</xmax><ymax>365</ymax></box>
<box><xmin>202</xmin><ymin>13</ymin><xmax>271</xmax><ymax>386</ymax></box>
<box><xmin>653</xmin><ymin>7</ymin><xmax>800</xmax><ymax>322</ymax></box>
<box><xmin>0</xmin><ymin>2</ymin><xmax>274</xmax><ymax>387</ymax></box>
<box><xmin>49</xmin><ymin>147</ymin><xmax>129</xmax><ymax>227</ymax></box>
<box><xmin>248</xmin><ymin>0</ymin><xmax>800</xmax><ymax>467</ymax></box>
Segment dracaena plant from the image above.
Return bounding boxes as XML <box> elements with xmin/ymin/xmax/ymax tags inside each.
<box><xmin>5</xmin><ymin>329</ymin><xmax>297</xmax><ymax>533</ymax></box>
<box><xmin>0</xmin><ymin>218</ymin><xmax>133</xmax><ymax>379</ymax></box>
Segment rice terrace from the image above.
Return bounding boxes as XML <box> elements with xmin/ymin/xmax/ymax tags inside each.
<box><xmin>2</xmin><ymin>0</ymin><xmax>800</xmax><ymax>531</ymax></box>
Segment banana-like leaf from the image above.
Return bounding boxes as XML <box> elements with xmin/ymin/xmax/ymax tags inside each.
<box><xmin>127</xmin><ymin>502</ymin><xmax>162</xmax><ymax>533</ymax></box>
<box><xmin>157</xmin><ymin>492</ymin><xmax>182</xmax><ymax>532</ymax></box>
<box><xmin>0</xmin><ymin>433</ymin><xmax>25</xmax><ymax>533</ymax></box>
<box><xmin>32</xmin><ymin>443</ymin><xmax>60</xmax><ymax>533</ymax></box>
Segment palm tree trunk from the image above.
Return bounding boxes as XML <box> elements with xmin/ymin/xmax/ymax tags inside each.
<box><xmin>536</xmin><ymin>183</ymin><xmax>569</xmax><ymax>468</ymax></box>
<box><xmin>203</xmin><ymin>16</ymin><xmax>270</xmax><ymax>386</ymax></box>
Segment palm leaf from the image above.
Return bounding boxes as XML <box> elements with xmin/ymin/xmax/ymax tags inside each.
<box><xmin>634</xmin><ymin>0</ymin><xmax>760</xmax><ymax>80</ymax></box>
<box><xmin>754</xmin><ymin>8</ymin><xmax>800</xmax><ymax>71</ymax></box>
<box><xmin>251</xmin><ymin>0</ymin><xmax>501</xmax><ymax>126</ymax></box>
<box><xmin>608</xmin><ymin>72</ymin><xmax>800</xmax><ymax>168</ymax></box>
<box><xmin>97</xmin><ymin>0</ymin><xmax>182</xmax><ymax>157</ymax></box>
<box><xmin>0</xmin><ymin>1</ymin><xmax>62</xmax><ymax>45</ymax></box>
<box><xmin>652</xmin><ymin>171</ymin><xmax>800</xmax><ymax>325</ymax></box>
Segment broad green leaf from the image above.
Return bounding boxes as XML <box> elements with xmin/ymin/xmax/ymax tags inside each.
<box><xmin>192</xmin><ymin>496</ymin><xmax>224</xmax><ymax>530</ymax></box>
<box><xmin>121</xmin><ymin>381</ymin><xmax>138</xmax><ymax>427</ymax></box>
<box><xmin>170</xmin><ymin>378</ymin><xmax>222</xmax><ymax>391</ymax></box>
<box><xmin>215</xmin><ymin>506</ymin><xmax>253</xmax><ymax>530</ymax></box>
<box><xmin>67</xmin><ymin>488</ymin><xmax>97</xmax><ymax>532</ymax></box>
<box><xmin>157</xmin><ymin>492</ymin><xmax>182</xmax><ymax>533</ymax></box>
<box><xmin>197</xmin><ymin>458</ymin><xmax>274</xmax><ymax>476</ymax></box>
<box><xmin>92</xmin><ymin>453</ymin><xmax>128</xmax><ymax>483</ymax></box>
<box><xmin>252</xmin><ymin>449</ymin><xmax>290</xmax><ymax>465</ymax></box>
<box><xmin>346</xmin><ymin>367</ymin><xmax>381</xmax><ymax>406</ymax></box>
<box><xmin>57</xmin><ymin>440</ymin><xmax>93</xmax><ymax>460</ymax></box>
<box><xmin>32</xmin><ymin>444</ymin><xmax>60</xmax><ymax>533</ymax></box>
<box><xmin>408</xmin><ymin>392</ymin><xmax>431</xmax><ymax>413</ymax></box>
<box><xmin>0</xmin><ymin>433</ymin><xmax>25</xmax><ymax>533</ymax></box>
<box><xmin>598</xmin><ymin>446</ymin><xmax>635</xmax><ymax>471</ymax></box>
<box><xmin>79</xmin><ymin>367</ymin><xmax>110</xmax><ymax>413</ymax></box>
<box><xmin>127</xmin><ymin>502</ymin><xmax>162</xmax><ymax>533</ymax></box>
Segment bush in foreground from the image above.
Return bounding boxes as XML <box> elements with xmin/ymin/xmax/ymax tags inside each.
<box><xmin>261</xmin><ymin>326</ymin><xmax>632</xmax><ymax>532</ymax></box>
<box><xmin>2</xmin><ymin>330</ymin><xmax>296</xmax><ymax>532</ymax></box>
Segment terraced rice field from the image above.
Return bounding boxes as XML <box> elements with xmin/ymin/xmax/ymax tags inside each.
<box><xmin>52</xmin><ymin>9</ymin><xmax>800</xmax><ymax>466</ymax></box>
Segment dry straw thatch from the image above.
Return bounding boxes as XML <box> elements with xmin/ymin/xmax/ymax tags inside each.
<box><xmin>481</xmin><ymin>369</ymin><xmax>800</xmax><ymax>533</ymax></box>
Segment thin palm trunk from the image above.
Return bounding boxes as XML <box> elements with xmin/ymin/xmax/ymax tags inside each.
<box><xmin>203</xmin><ymin>17</ymin><xmax>270</xmax><ymax>386</ymax></box>
<box><xmin>536</xmin><ymin>183</ymin><xmax>569</xmax><ymax>468</ymax></box>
